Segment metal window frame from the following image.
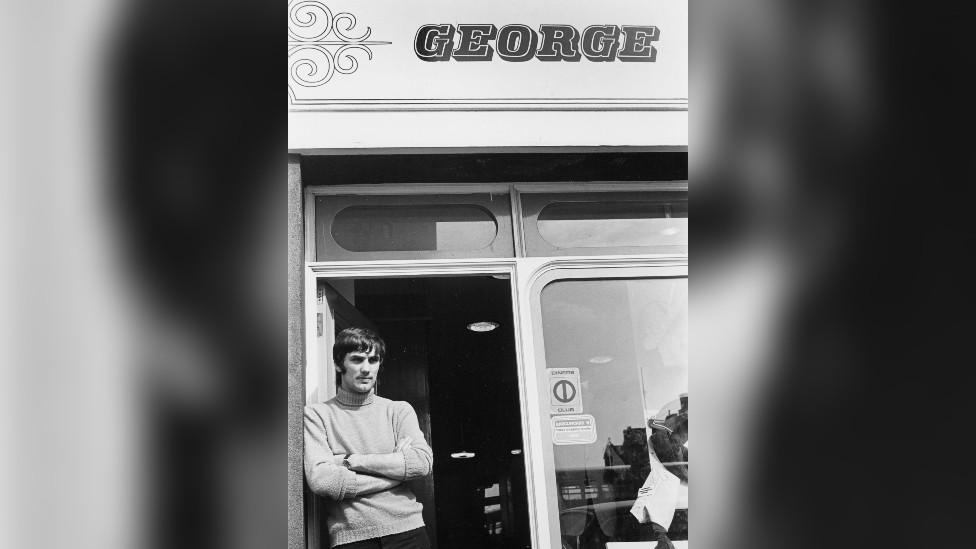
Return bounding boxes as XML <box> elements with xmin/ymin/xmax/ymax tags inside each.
<box><xmin>305</xmin><ymin>181</ymin><xmax>688</xmax><ymax>262</ymax></box>
<box><xmin>302</xmin><ymin>182</ymin><xmax>688</xmax><ymax>549</ymax></box>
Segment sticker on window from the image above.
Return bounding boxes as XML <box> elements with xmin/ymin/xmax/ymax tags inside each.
<box><xmin>547</xmin><ymin>367</ymin><xmax>582</xmax><ymax>414</ymax></box>
<box><xmin>551</xmin><ymin>414</ymin><xmax>597</xmax><ymax>445</ymax></box>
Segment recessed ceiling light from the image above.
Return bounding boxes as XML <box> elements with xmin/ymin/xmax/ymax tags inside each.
<box><xmin>588</xmin><ymin>355</ymin><xmax>614</xmax><ymax>364</ymax></box>
<box><xmin>467</xmin><ymin>321</ymin><xmax>499</xmax><ymax>332</ymax></box>
<box><xmin>510</xmin><ymin>449</ymin><xmax>522</xmax><ymax>455</ymax></box>
<box><xmin>450</xmin><ymin>451</ymin><xmax>476</xmax><ymax>459</ymax></box>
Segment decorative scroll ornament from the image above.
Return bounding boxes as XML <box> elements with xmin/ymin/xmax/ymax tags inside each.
<box><xmin>288</xmin><ymin>1</ymin><xmax>389</xmax><ymax>99</ymax></box>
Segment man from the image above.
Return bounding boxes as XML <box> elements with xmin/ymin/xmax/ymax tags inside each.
<box><xmin>304</xmin><ymin>327</ymin><xmax>434</xmax><ymax>548</ymax></box>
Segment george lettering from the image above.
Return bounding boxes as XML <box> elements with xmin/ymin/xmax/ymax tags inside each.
<box><xmin>536</xmin><ymin>25</ymin><xmax>581</xmax><ymax>62</ymax></box>
<box><xmin>581</xmin><ymin>25</ymin><xmax>622</xmax><ymax>62</ymax></box>
<box><xmin>496</xmin><ymin>24</ymin><xmax>537</xmax><ymax>62</ymax></box>
<box><xmin>454</xmin><ymin>24</ymin><xmax>498</xmax><ymax>61</ymax></box>
<box><xmin>415</xmin><ymin>24</ymin><xmax>456</xmax><ymax>62</ymax></box>
<box><xmin>618</xmin><ymin>25</ymin><xmax>659</xmax><ymax>62</ymax></box>
<box><xmin>414</xmin><ymin>23</ymin><xmax>662</xmax><ymax>63</ymax></box>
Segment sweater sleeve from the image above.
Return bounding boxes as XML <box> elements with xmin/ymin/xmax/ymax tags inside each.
<box><xmin>395</xmin><ymin>402</ymin><xmax>433</xmax><ymax>479</ymax></box>
<box><xmin>304</xmin><ymin>406</ymin><xmax>359</xmax><ymax>500</ymax></box>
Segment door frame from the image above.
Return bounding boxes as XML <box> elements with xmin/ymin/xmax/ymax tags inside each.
<box><xmin>304</xmin><ymin>253</ymin><xmax>686</xmax><ymax>549</ymax></box>
<box><xmin>305</xmin><ymin>258</ymin><xmax>539</xmax><ymax>548</ymax></box>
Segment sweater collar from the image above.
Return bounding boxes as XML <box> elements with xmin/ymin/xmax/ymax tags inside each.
<box><xmin>336</xmin><ymin>386</ymin><xmax>375</xmax><ymax>407</ymax></box>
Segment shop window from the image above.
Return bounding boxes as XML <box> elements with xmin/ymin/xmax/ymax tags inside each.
<box><xmin>315</xmin><ymin>193</ymin><xmax>514</xmax><ymax>260</ymax></box>
<box><xmin>521</xmin><ymin>191</ymin><xmax>687</xmax><ymax>256</ymax></box>
<box><xmin>538</xmin><ymin>277</ymin><xmax>688</xmax><ymax>548</ymax></box>
<box><xmin>332</xmin><ymin>205</ymin><xmax>497</xmax><ymax>252</ymax></box>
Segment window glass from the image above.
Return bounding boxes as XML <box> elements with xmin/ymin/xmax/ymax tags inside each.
<box><xmin>332</xmin><ymin>205</ymin><xmax>497</xmax><ymax>252</ymax></box>
<box><xmin>538</xmin><ymin>201</ymin><xmax>686</xmax><ymax>249</ymax></box>
<box><xmin>540</xmin><ymin>277</ymin><xmax>688</xmax><ymax>548</ymax></box>
<box><xmin>521</xmin><ymin>191</ymin><xmax>687</xmax><ymax>256</ymax></box>
<box><xmin>314</xmin><ymin>193</ymin><xmax>514</xmax><ymax>260</ymax></box>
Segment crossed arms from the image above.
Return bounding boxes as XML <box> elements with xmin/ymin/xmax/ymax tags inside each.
<box><xmin>304</xmin><ymin>404</ymin><xmax>433</xmax><ymax>501</ymax></box>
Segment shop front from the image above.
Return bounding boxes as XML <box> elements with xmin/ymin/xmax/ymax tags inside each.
<box><xmin>287</xmin><ymin>3</ymin><xmax>688</xmax><ymax>549</ymax></box>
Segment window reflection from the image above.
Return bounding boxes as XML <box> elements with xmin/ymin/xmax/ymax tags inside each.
<box><xmin>332</xmin><ymin>205</ymin><xmax>497</xmax><ymax>252</ymax></box>
<box><xmin>537</xmin><ymin>201</ymin><xmax>687</xmax><ymax>249</ymax></box>
<box><xmin>540</xmin><ymin>278</ymin><xmax>688</xmax><ymax>549</ymax></box>
<box><xmin>521</xmin><ymin>191</ymin><xmax>688</xmax><ymax>256</ymax></box>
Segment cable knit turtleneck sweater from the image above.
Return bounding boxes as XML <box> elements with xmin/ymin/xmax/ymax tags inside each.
<box><xmin>304</xmin><ymin>387</ymin><xmax>433</xmax><ymax>547</ymax></box>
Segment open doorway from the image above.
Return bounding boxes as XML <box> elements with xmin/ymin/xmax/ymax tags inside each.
<box><xmin>315</xmin><ymin>275</ymin><xmax>531</xmax><ymax>549</ymax></box>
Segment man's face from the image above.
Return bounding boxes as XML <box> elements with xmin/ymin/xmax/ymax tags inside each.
<box><xmin>338</xmin><ymin>348</ymin><xmax>381</xmax><ymax>394</ymax></box>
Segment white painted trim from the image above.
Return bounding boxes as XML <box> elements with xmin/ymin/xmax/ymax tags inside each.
<box><xmin>291</xmin><ymin>145</ymin><xmax>686</xmax><ymax>156</ymax></box>
<box><xmin>511</xmin><ymin>259</ymin><xmax>551</xmax><ymax>549</ymax></box>
<box><xmin>306</xmin><ymin>181</ymin><xmax>687</xmax><ymax>197</ymax></box>
<box><xmin>288</xmin><ymin>99</ymin><xmax>688</xmax><ymax>112</ymax></box>
<box><xmin>307</xmin><ymin>257</ymin><xmax>517</xmax><ymax>278</ymax></box>
<box><xmin>305</xmin><ymin>254</ymin><xmax>684</xmax><ymax>278</ymax></box>
<box><xmin>522</xmin><ymin>255</ymin><xmax>688</xmax><ymax>289</ymax></box>
<box><xmin>307</xmin><ymin>183</ymin><xmax>513</xmax><ymax>196</ymax></box>
<box><xmin>506</xmin><ymin>263</ymin><xmax>540</xmax><ymax>549</ymax></box>
<box><xmin>514</xmin><ymin>181</ymin><xmax>688</xmax><ymax>193</ymax></box>
<box><xmin>288</xmin><ymin>110</ymin><xmax>687</xmax><ymax>151</ymax></box>
<box><xmin>304</xmin><ymin>266</ymin><xmax>321</xmax><ymax>405</ymax></box>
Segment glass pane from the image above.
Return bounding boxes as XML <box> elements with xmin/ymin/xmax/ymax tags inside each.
<box><xmin>540</xmin><ymin>278</ymin><xmax>688</xmax><ymax>548</ymax></box>
<box><xmin>331</xmin><ymin>205</ymin><xmax>497</xmax><ymax>252</ymax></box>
<box><xmin>538</xmin><ymin>201</ymin><xmax>687</xmax><ymax>249</ymax></box>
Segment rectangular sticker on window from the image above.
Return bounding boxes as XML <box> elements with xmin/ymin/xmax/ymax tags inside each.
<box><xmin>547</xmin><ymin>367</ymin><xmax>582</xmax><ymax>414</ymax></box>
<box><xmin>551</xmin><ymin>414</ymin><xmax>597</xmax><ymax>445</ymax></box>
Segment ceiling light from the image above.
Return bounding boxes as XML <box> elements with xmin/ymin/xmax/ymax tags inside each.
<box><xmin>588</xmin><ymin>355</ymin><xmax>614</xmax><ymax>364</ymax></box>
<box><xmin>510</xmin><ymin>449</ymin><xmax>522</xmax><ymax>455</ymax></box>
<box><xmin>467</xmin><ymin>321</ymin><xmax>499</xmax><ymax>332</ymax></box>
<box><xmin>450</xmin><ymin>451</ymin><xmax>476</xmax><ymax>459</ymax></box>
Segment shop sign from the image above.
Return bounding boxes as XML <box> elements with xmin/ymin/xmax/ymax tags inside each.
<box><xmin>548</xmin><ymin>368</ymin><xmax>582</xmax><ymax>415</ymax></box>
<box><xmin>288</xmin><ymin>0</ymin><xmax>687</xmax><ymax>111</ymax></box>
<box><xmin>551</xmin><ymin>414</ymin><xmax>597</xmax><ymax>445</ymax></box>
<box><xmin>415</xmin><ymin>24</ymin><xmax>660</xmax><ymax>63</ymax></box>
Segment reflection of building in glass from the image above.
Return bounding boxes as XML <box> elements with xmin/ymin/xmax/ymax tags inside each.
<box><xmin>557</xmin><ymin>427</ymin><xmax>685</xmax><ymax>547</ymax></box>
<box><xmin>649</xmin><ymin>393</ymin><xmax>688</xmax><ymax>481</ymax></box>
<box><xmin>555</xmin><ymin>427</ymin><xmax>651</xmax><ymax>510</ymax></box>
<box><xmin>607</xmin><ymin>427</ymin><xmax>652</xmax><ymax>491</ymax></box>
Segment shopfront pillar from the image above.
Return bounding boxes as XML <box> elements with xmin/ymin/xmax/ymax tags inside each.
<box><xmin>287</xmin><ymin>154</ymin><xmax>306</xmax><ymax>549</ymax></box>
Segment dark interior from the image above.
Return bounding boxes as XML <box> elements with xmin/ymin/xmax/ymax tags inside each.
<box><xmin>330</xmin><ymin>275</ymin><xmax>531</xmax><ymax>549</ymax></box>
<box><xmin>300</xmin><ymin>151</ymin><xmax>688</xmax><ymax>186</ymax></box>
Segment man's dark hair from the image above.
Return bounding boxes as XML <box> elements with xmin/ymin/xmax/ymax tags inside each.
<box><xmin>333</xmin><ymin>327</ymin><xmax>386</xmax><ymax>373</ymax></box>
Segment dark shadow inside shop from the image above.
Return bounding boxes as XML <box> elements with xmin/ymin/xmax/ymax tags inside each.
<box><xmin>317</xmin><ymin>275</ymin><xmax>531</xmax><ymax>549</ymax></box>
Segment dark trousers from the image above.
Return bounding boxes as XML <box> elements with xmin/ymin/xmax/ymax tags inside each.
<box><xmin>334</xmin><ymin>527</ymin><xmax>430</xmax><ymax>549</ymax></box>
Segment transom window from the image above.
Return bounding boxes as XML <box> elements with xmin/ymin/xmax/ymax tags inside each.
<box><xmin>309</xmin><ymin>184</ymin><xmax>687</xmax><ymax>261</ymax></box>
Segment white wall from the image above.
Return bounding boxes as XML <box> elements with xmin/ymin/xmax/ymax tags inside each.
<box><xmin>288</xmin><ymin>110</ymin><xmax>687</xmax><ymax>152</ymax></box>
